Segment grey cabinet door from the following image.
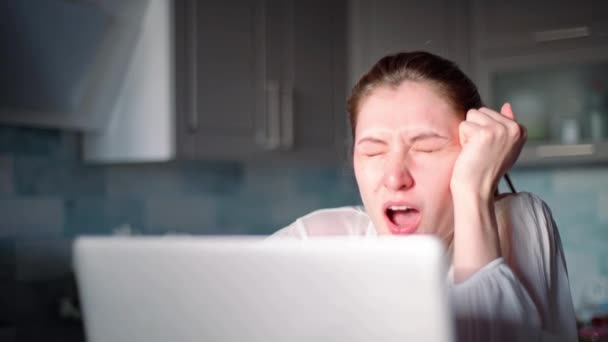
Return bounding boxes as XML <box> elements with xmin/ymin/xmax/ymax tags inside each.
<box><xmin>176</xmin><ymin>0</ymin><xmax>267</xmax><ymax>160</ymax></box>
<box><xmin>284</xmin><ymin>0</ymin><xmax>348</xmax><ymax>162</ymax></box>
<box><xmin>472</xmin><ymin>0</ymin><xmax>608</xmax><ymax>53</ymax></box>
<box><xmin>253</xmin><ymin>0</ymin><xmax>348</xmax><ymax>163</ymax></box>
<box><xmin>348</xmin><ymin>0</ymin><xmax>471</xmax><ymax>83</ymax></box>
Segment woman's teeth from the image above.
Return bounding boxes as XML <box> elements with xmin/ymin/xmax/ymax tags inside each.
<box><xmin>388</xmin><ymin>205</ymin><xmax>412</xmax><ymax>211</ymax></box>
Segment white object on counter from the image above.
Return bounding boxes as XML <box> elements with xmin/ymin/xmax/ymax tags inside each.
<box><xmin>561</xmin><ymin>118</ymin><xmax>580</xmax><ymax>144</ymax></box>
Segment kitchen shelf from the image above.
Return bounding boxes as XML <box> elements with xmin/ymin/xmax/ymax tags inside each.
<box><xmin>516</xmin><ymin>141</ymin><xmax>608</xmax><ymax>168</ymax></box>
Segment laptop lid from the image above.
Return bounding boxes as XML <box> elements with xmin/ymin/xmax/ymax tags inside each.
<box><xmin>74</xmin><ymin>236</ymin><xmax>454</xmax><ymax>342</ymax></box>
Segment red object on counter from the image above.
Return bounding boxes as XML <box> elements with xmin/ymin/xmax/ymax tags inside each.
<box><xmin>579</xmin><ymin>326</ymin><xmax>608</xmax><ymax>342</ymax></box>
<box><xmin>592</xmin><ymin>315</ymin><xmax>608</xmax><ymax>327</ymax></box>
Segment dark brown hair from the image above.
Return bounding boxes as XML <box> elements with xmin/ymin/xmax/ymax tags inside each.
<box><xmin>347</xmin><ymin>51</ymin><xmax>483</xmax><ymax>139</ymax></box>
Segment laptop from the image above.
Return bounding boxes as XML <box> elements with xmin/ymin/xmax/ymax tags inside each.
<box><xmin>73</xmin><ymin>235</ymin><xmax>454</xmax><ymax>342</ymax></box>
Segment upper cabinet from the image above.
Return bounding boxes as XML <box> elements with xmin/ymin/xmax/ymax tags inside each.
<box><xmin>347</xmin><ymin>0</ymin><xmax>470</xmax><ymax>86</ymax></box>
<box><xmin>85</xmin><ymin>0</ymin><xmax>347</xmax><ymax>163</ymax></box>
<box><xmin>174</xmin><ymin>0</ymin><xmax>266</xmax><ymax>160</ymax></box>
<box><xmin>471</xmin><ymin>0</ymin><xmax>608</xmax><ymax>166</ymax></box>
<box><xmin>286</xmin><ymin>1</ymin><xmax>348</xmax><ymax>161</ymax></box>
<box><xmin>175</xmin><ymin>0</ymin><xmax>347</xmax><ymax>162</ymax></box>
<box><xmin>47</xmin><ymin>0</ymin><xmax>608</xmax><ymax>166</ymax></box>
<box><xmin>472</xmin><ymin>0</ymin><xmax>608</xmax><ymax>53</ymax></box>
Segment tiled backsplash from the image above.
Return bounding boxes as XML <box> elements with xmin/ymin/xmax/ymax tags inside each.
<box><xmin>0</xmin><ymin>126</ymin><xmax>360</xmax><ymax>236</ymax></box>
<box><xmin>0</xmin><ymin>124</ymin><xmax>607</xmax><ymax>339</ymax></box>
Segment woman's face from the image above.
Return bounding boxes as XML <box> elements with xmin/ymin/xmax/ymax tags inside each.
<box><xmin>353</xmin><ymin>81</ymin><xmax>462</xmax><ymax>240</ymax></box>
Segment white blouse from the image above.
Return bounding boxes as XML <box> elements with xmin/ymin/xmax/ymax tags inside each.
<box><xmin>271</xmin><ymin>192</ymin><xmax>578</xmax><ymax>341</ymax></box>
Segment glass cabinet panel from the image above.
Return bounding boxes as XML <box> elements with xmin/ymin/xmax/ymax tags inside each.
<box><xmin>491</xmin><ymin>62</ymin><xmax>608</xmax><ymax>145</ymax></box>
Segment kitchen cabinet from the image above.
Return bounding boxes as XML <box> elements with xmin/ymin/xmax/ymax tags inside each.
<box><xmin>471</xmin><ymin>0</ymin><xmax>608</xmax><ymax>167</ymax></box>
<box><xmin>471</xmin><ymin>0</ymin><xmax>608</xmax><ymax>54</ymax></box>
<box><xmin>347</xmin><ymin>0</ymin><xmax>471</xmax><ymax>87</ymax></box>
<box><xmin>283</xmin><ymin>1</ymin><xmax>348</xmax><ymax>161</ymax></box>
<box><xmin>177</xmin><ymin>0</ymin><xmax>347</xmax><ymax>162</ymax></box>
<box><xmin>174</xmin><ymin>0</ymin><xmax>265</xmax><ymax>160</ymax></box>
<box><xmin>85</xmin><ymin>0</ymin><xmax>347</xmax><ymax>163</ymax></box>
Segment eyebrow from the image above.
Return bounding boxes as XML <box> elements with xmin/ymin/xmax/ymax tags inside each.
<box><xmin>356</xmin><ymin>132</ymin><xmax>447</xmax><ymax>146</ymax></box>
<box><xmin>408</xmin><ymin>132</ymin><xmax>448</xmax><ymax>143</ymax></box>
<box><xmin>355</xmin><ymin>137</ymin><xmax>387</xmax><ymax>146</ymax></box>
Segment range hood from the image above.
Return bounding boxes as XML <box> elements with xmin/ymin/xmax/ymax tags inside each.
<box><xmin>0</xmin><ymin>0</ymin><xmax>148</xmax><ymax>131</ymax></box>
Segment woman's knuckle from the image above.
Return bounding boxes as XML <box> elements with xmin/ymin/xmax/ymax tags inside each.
<box><xmin>479</xmin><ymin>127</ymin><xmax>494</xmax><ymax>140</ymax></box>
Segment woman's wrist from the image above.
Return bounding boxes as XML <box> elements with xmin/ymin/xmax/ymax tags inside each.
<box><xmin>450</xmin><ymin>178</ymin><xmax>496</xmax><ymax>201</ymax></box>
<box><xmin>451</xmin><ymin>185</ymin><xmax>501</xmax><ymax>283</ymax></box>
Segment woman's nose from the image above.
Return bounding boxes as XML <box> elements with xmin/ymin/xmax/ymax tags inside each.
<box><xmin>382</xmin><ymin>152</ymin><xmax>414</xmax><ymax>191</ymax></box>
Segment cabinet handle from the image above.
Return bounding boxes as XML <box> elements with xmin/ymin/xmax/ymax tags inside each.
<box><xmin>264</xmin><ymin>80</ymin><xmax>281</xmax><ymax>150</ymax></box>
<box><xmin>281</xmin><ymin>84</ymin><xmax>294</xmax><ymax>149</ymax></box>
<box><xmin>533</xmin><ymin>26</ymin><xmax>591</xmax><ymax>43</ymax></box>
<box><xmin>188</xmin><ymin>0</ymin><xmax>199</xmax><ymax>132</ymax></box>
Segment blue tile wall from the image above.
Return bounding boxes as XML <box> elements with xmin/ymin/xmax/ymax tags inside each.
<box><xmin>106</xmin><ymin>161</ymin><xmax>244</xmax><ymax>196</ymax></box>
<box><xmin>0</xmin><ymin>126</ymin><xmax>77</xmax><ymax>159</ymax></box>
<box><xmin>14</xmin><ymin>157</ymin><xmax>106</xmax><ymax>196</ymax></box>
<box><xmin>143</xmin><ymin>196</ymin><xmax>221</xmax><ymax>234</ymax></box>
<box><xmin>0</xmin><ymin>156</ymin><xmax>13</xmax><ymax>194</ymax></box>
<box><xmin>0</xmin><ymin>123</ymin><xmax>607</xmax><ymax>338</ymax></box>
<box><xmin>64</xmin><ymin>197</ymin><xmax>143</xmax><ymax>236</ymax></box>
<box><xmin>0</xmin><ymin>198</ymin><xmax>64</xmax><ymax>238</ymax></box>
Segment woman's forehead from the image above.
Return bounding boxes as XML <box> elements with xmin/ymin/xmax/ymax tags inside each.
<box><xmin>356</xmin><ymin>82</ymin><xmax>460</xmax><ymax>133</ymax></box>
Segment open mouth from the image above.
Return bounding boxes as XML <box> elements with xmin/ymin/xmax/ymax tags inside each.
<box><xmin>384</xmin><ymin>204</ymin><xmax>421</xmax><ymax>235</ymax></box>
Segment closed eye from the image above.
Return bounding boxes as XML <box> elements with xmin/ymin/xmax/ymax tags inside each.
<box><xmin>356</xmin><ymin>146</ymin><xmax>387</xmax><ymax>157</ymax></box>
<box><xmin>356</xmin><ymin>137</ymin><xmax>388</xmax><ymax>157</ymax></box>
<box><xmin>412</xmin><ymin>140</ymin><xmax>447</xmax><ymax>153</ymax></box>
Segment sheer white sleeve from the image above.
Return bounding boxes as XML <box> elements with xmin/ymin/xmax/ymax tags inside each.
<box><xmin>449</xmin><ymin>193</ymin><xmax>577</xmax><ymax>341</ymax></box>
